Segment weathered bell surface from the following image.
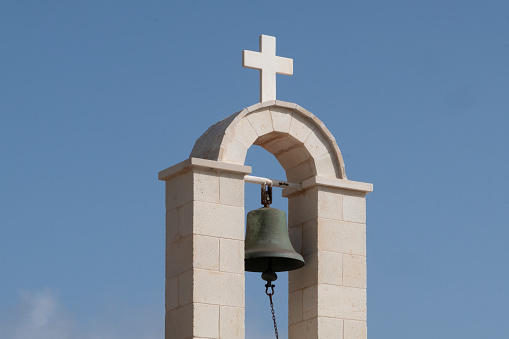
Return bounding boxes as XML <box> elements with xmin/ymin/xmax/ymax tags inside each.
<box><xmin>245</xmin><ymin>207</ymin><xmax>305</xmax><ymax>273</ymax></box>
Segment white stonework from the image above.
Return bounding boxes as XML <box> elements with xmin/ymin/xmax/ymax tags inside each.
<box><xmin>243</xmin><ymin>35</ymin><xmax>293</xmax><ymax>102</ymax></box>
<box><xmin>160</xmin><ymin>101</ymin><xmax>372</xmax><ymax>338</ymax></box>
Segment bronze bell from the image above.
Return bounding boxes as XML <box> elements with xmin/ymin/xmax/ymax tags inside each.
<box><xmin>245</xmin><ymin>206</ymin><xmax>305</xmax><ymax>281</ymax></box>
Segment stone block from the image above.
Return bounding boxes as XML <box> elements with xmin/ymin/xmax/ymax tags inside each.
<box><xmin>193</xmin><ymin>235</ymin><xmax>219</xmax><ymax>270</ymax></box>
<box><xmin>193</xmin><ymin>270</ymin><xmax>244</xmax><ymax>307</ymax></box>
<box><xmin>344</xmin><ymin>320</ymin><xmax>367</xmax><ymax>339</ymax></box>
<box><xmin>166</xmin><ymin>235</ymin><xmax>192</xmax><ymax>277</ymax></box>
<box><xmin>343</xmin><ymin>195</ymin><xmax>366</xmax><ymax>224</ymax></box>
<box><xmin>193</xmin><ymin>303</ymin><xmax>219</xmax><ymax>338</ymax></box>
<box><xmin>277</xmin><ymin>147</ymin><xmax>311</xmax><ymax>169</ymax></box>
<box><xmin>301</xmin><ymin>220</ymin><xmax>318</xmax><ymax>254</ymax></box>
<box><xmin>270</xmin><ymin>107</ymin><xmax>292</xmax><ymax>133</ymax></box>
<box><xmin>193</xmin><ymin>169</ymin><xmax>219</xmax><ymax>204</ymax></box>
<box><xmin>304</xmin><ymin>128</ymin><xmax>329</xmax><ymax>158</ymax></box>
<box><xmin>318</xmin><ymin>251</ymin><xmax>342</xmax><ymax>286</ymax></box>
<box><xmin>302</xmin><ymin>284</ymin><xmax>318</xmax><ymax>320</ymax></box>
<box><xmin>289</xmin><ymin>251</ymin><xmax>318</xmax><ymax>292</ymax></box>
<box><xmin>286</xmin><ymin>159</ymin><xmax>316</xmax><ymax>182</ymax></box>
<box><xmin>193</xmin><ymin>201</ymin><xmax>245</xmax><ymax>240</ymax></box>
<box><xmin>166</xmin><ymin>172</ymin><xmax>193</xmax><ymax>211</ymax></box>
<box><xmin>318</xmin><ymin>285</ymin><xmax>366</xmax><ymax>320</ymax></box>
<box><xmin>343</xmin><ymin>254</ymin><xmax>366</xmax><ymax>288</ymax></box>
<box><xmin>289</xmin><ymin>113</ymin><xmax>313</xmax><ymax>143</ymax></box>
<box><xmin>315</xmin><ymin>152</ymin><xmax>339</xmax><ymax>178</ymax></box>
<box><xmin>289</xmin><ymin>318</ymin><xmax>318</xmax><ymax>339</ymax></box>
<box><xmin>219</xmin><ymin>238</ymin><xmax>244</xmax><ymax>273</ymax></box>
<box><xmin>233</xmin><ymin>116</ymin><xmax>258</xmax><ymax>148</ymax></box>
<box><xmin>221</xmin><ymin>138</ymin><xmax>248</xmax><ymax>165</ymax></box>
<box><xmin>288</xmin><ymin>188</ymin><xmax>318</xmax><ymax>226</ymax></box>
<box><xmin>317</xmin><ymin>187</ymin><xmax>342</xmax><ymax>220</ymax></box>
<box><xmin>260</xmin><ymin>134</ymin><xmax>296</xmax><ymax>154</ymax></box>
<box><xmin>220</xmin><ymin>306</ymin><xmax>244</xmax><ymax>339</ymax></box>
<box><xmin>288</xmin><ymin>224</ymin><xmax>302</xmax><ymax>253</ymax></box>
<box><xmin>318</xmin><ymin>317</ymin><xmax>344</xmax><ymax>339</ymax></box>
<box><xmin>246</xmin><ymin>109</ymin><xmax>274</xmax><ymax>136</ymax></box>
<box><xmin>219</xmin><ymin>172</ymin><xmax>245</xmax><ymax>207</ymax></box>
<box><xmin>166</xmin><ymin>208</ymin><xmax>179</xmax><ymax>244</ymax></box>
<box><xmin>178</xmin><ymin>269</ymin><xmax>193</xmax><ymax>307</ymax></box>
<box><xmin>178</xmin><ymin>202</ymin><xmax>193</xmax><ymax>237</ymax></box>
<box><xmin>289</xmin><ymin>289</ymin><xmax>303</xmax><ymax>325</ymax></box>
<box><xmin>166</xmin><ymin>304</ymin><xmax>192</xmax><ymax>339</ymax></box>
<box><xmin>275</xmin><ymin>100</ymin><xmax>297</xmax><ymax>109</ymax></box>
<box><xmin>166</xmin><ymin>275</ymin><xmax>178</xmax><ymax>311</ymax></box>
<box><xmin>318</xmin><ymin>219</ymin><xmax>366</xmax><ymax>256</ymax></box>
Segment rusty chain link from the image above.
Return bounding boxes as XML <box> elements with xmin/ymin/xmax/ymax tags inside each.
<box><xmin>265</xmin><ymin>282</ymin><xmax>279</xmax><ymax>339</ymax></box>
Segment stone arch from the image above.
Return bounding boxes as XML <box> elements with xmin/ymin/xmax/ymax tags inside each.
<box><xmin>190</xmin><ymin>100</ymin><xmax>347</xmax><ymax>182</ymax></box>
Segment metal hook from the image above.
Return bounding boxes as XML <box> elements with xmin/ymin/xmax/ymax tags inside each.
<box><xmin>265</xmin><ymin>282</ymin><xmax>275</xmax><ymax>296</ymax></box>
<box><xmin>261</xmin><ymin>183</ymin><xmax>273</xmax><ymax>207</ymax></box>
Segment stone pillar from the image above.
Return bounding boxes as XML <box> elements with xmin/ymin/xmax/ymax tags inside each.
<box><xmin>286</xmin><ymin>176</ymin><xmax>372</xmax><ymax>339</ymax></box>
<box><xmin>160</xmin><ymin>158</ymin><xmax>251</xmax><ymax>339</ymax></box>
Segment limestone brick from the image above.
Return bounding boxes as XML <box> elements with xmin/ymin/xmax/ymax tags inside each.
<box><xmin>294</xmin><ymin>104</ymin><xmax>314</xmax><ymax>119</ymax></box>
<box><xmin>302</xmin><ymin>285</ymin><xmax>318</xmax><ymax>320</ymax></box>
<box><xmin>219</xmin><ymin>238</ymin><xmax>244</xmax><ymax>273</ymax></box>
<box><xmin>318</xmin><ymin>317</ymin><xmax>344</xmax><ymax>339</ymax></box>
<box><xmin>166</xmin><ymin>304</ymin><xmax>192</xmax><ymax>339</ymax></box>
<box><xmin>318</xmin><ymin>285</ymin><xmax>366</xmax><ymax>320</ymax></box>
<box><xmin>246</xmin><ymin>109</ymin><xmax>273</xmax><ymax>136</ymax></box>
<box><xmin>317</xmin><ymin>187</ymin><xmax>343</xmax><ymax>220</ymax></box>
<box><xmin>270</xmin><ymin>107</ymin><xmax>292</xmax><ymax>133</ymax></box>
<box><xmin>275</xmin><ymin>100</ymin><xmax>297</xmax><ymax>110</ymax></box>
<box><xmin>343</xmin><ymin>194</ymin><xmax>366</xmax><ymax>224</ymax></box>
<box><xmin>288</xmin><ymin>189</ymin><xmax>318</xmax><ymax>226</ymax></box>
<box><xmin>220</xmin><ymin>306</ymin><xmax>245</xmax><ymax>339</ymax></box>
<box><xmin>318</xmin><ymin>251</ymin><xmax>342</xmax><ymax>286</ymax></box>
<box><xmin>289</xmin><ymin>113</ymin><xmax>313</xmax><ymax>143</ymax></box>
<box><xmin>178</xmin><ymin>269</ymin><xmax>193</xmax><ymax>307</ymax></box>
<box><xmin>166</xmin><ymin>208</ymin><xmax>179</xmax><ymax>244</ymax></box>
<box><xmin>289</xmin><ymin>318</ymin><xmax>318</xmax><ymax>339</ymax></box>
<box><xmin>178</xmin><ymin>202</ymin><xmax>193</xmax><ymax>237</ymax></box>
<box><xmin>286</xmin><ymin>159</ymin><xmax>316</xmax><ymax>182</ymax></box>
<box><xmin>233</xmin><ymin>116</ymin><xmax>258</xmax><ymax>148</ymax></box>
<box><xmin>166</xmin><ymin>235</ymin><xmax>192</xmax><ymax>277</ymax></box>
<box><xmin>193</xmin><ymin>235</ymin><xmax>219</xmax><ymax>271</ymax></box>
<box><xmin>314</xmin><ymin>152</ymin><xmax>339</xmax><ymax>178</ymax></box>
<box><xmin>221</xmin><ymin>138</ymin><xmax>248</xmax><ymax>165</ymax></box>
<box><xmin>344</xmin><ymin>320</ymin><xmax>367</xmax><ymax>339</ymax></box>
<box><xmin>288</xmin><ymin>224</ymin><xmax>302</xmax><ymax>253</ymax></box>
<box><xmin>219</xmin><ymin>172</ymin><xmax>245</xmax><ymax>207</ymax></box>
<box><xmin>194</xmin><ymin>303</ymin><xmax>220</xmax><ymax>338</ymax></box>
<box><xmin>259</xmin><ymin>134</ymin><xmax>296</xmax><ymax>154</ymax></box>
<box><xmin>304</xmin><ymin>128</ymin><xmax>329</xmax><ymax>158</ymax></box>
<box><xmin>166</xmin><ymin>275</ymin><xmax>178</xmax><ymax>311</ymax></box>
<box><xmin>193</xmin><ymin>169</ymin><xmax>219</xmax><ymax>204</ymax></box>
<box><xmin>277</xmin><ymin>147</ymin><xmax>312</xmax><ymax>169</ymax></box>
<box><xmin>318</xmin><ymin>219</ymin><xmax>366</xmax><ymax>256</ymax></box>
<box><xmin>343</xmin><ymin>254</ymin><xmax>366</xmax><ymax>289</ymax></box>
<box><xmin>193</xmin><ymin>270</ymin><xmax>244</xmax><ymax>307</ymax></box>
<box><xmin>261</xmin><ymin>99</ymin><xmax>277</xmax><ymax>107</ymax></box>
<box><xmin>288</xmin><ymin>289</ymin><xmax>303</xmax><ymax>325</ymax></box>
<box><xmin>193</xmin><ymin>201</ymin><xmax>244</xmax><ymax>240</ymax></box>
<box><xmin>289</xmin><ymin>251</ymin><xmax>318</xmax><ymax>292</ymax></box>
<box><xmin>165</xmin><ymin>172</ymin><xmax>193</xmax><ymax>211</ymax></box>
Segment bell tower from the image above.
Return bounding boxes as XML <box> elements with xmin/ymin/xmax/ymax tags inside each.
<box><xmin>159</xmin><ymin>35</ymin><xmax>373</xmax><ymax>339</ymax></box>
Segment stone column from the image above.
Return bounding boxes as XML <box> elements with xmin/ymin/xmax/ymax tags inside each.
<box><xmin>159</xmin><ymin>158</ymin><xmax>251</xmax><ymax>339</ymax></box>
<box><xmin>286</xmin><ymin>177</ymin><xmax>372</xmax><ymax>339</ymax></box>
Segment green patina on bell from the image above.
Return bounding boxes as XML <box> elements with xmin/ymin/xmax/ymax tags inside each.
<box><xmin>244</xmin><ymin>206</ymin><xmax>305</xmax><ymax>278</ymax></box>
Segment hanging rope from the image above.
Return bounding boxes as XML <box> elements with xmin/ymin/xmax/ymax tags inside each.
<box><xmin>265</xmin><ymin>282</ymin><xmax>279</xmax><ymax>339</ymax></box>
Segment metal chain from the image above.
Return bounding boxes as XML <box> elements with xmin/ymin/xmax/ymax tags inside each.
<box><xmin>265</xmin><ymin>283</ymin><xmax>279</xmax><ymax>339</ymax></box>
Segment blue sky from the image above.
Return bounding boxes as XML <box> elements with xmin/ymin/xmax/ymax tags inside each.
<box><xmin>1</xmin><ymin>1</ymin><xmax>508</xmax><ymax>338</ymax></box>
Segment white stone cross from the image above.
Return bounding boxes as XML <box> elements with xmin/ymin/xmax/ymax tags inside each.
<box><xmin>242</xmin><ymin>35</ymin><xmax>293</xmax><ymax>102</ymax></box>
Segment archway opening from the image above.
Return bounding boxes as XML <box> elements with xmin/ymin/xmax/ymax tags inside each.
<box><xmin>244</xmin><ymin>145</ymin><xmax>291</xmax><ymax>339</ymax></box>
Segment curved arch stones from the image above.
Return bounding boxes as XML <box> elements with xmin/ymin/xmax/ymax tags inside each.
<box><xmin>159</xmin><ymin>100</ymin><xmax>372</xmax><ymax>339</ymax></box>
<box><xmin>190</xmin><ymin>100</ymin><xmax>346</xmax><ymax>182</ymax></box>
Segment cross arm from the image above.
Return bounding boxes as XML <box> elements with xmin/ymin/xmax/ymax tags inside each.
<box><xmin>276</xmin><ymin>56</ymin><xmax>293</xmax><ymax>75</ymax></box>
<box><xmin>242</xmin><ymin>50</ymin><xmax>262</xmax><ymax>70</ymax></box>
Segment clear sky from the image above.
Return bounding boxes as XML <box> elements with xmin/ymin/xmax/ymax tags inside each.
<box><xmin>1</xmin><ymin>1</ymin><xmax>508</xmax><ymax>338</ymax></box>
